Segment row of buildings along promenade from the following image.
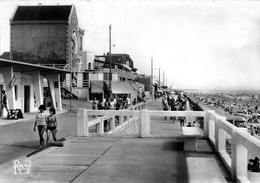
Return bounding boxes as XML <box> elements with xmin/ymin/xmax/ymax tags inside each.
<box><xmin>0</xmin><ymin>4</ymin><xmax>157</xmax><ymax>116</ymax></box>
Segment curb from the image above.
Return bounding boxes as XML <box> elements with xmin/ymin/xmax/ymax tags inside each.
<box><xmin>0</xmin><ymin>136</ymin><xmax>72</xmax><ymax>176</ymax></box>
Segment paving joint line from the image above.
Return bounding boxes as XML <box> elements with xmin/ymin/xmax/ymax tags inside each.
<box><xmin>69</xmin><ymin>145</ymin><xmax>114</xmax><ymax>183</ymax></box>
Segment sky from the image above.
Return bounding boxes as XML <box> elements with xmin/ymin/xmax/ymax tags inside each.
<box><xmin>1</xmin><ymin>0</ymin><xmax>260</xmax><ymax>91</ymax></box>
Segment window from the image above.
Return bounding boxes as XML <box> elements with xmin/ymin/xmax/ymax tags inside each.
<box><xmin>80</xmin><ymin>36</ymin><xmax>83</xmax><ymax>51</ymax></box>
<box><xmin>83</xmin><ymin>73</ymin><xmax>89</xmax><ymax>87</ymax></box>
<box><xmin>14</xmin><ymin>85</ymin><xmax>18</xmax><ymax>100</ymax></box>
<box><xmin>103</xmin><ymin>73</ymin><xmax>109</xmax><ymax>81</ymax></box>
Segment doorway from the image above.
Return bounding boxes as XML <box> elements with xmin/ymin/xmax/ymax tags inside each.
<box><xmin>0</xmin><ymin>85</ymin><xmax>3</xmax><ymax>104</ymax></box>
<box><xmin>24</xmin><ymin>85</ymin><xmax>30</xmax><ymax>113</ymax></box>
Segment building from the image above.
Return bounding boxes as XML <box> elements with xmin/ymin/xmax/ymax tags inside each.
<box><xmin>0</xmin><ymin>4</ymin><xmax>87</xmax><ymax>115</ymax></box>
<box><xmin>10</xmin><ymin>5</ymin><xmax>84</xmax><ymax>66</ymax></box>
<box><xmin>83</xmin><ymin>54</ymin><xmax>146</xmax><ymax>103</ymax></box>
<box><xmin>0</xmin><ymin>58</ymin><xmax>68</xmax><ymax>115</ymax></box>
<box><xmin>10</xmin><ymin>5</ymin><xmax>85</xmax><ymax>99</ymax></box>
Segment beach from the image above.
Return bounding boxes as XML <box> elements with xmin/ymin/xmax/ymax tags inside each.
<box><xmin>187</xmin><ymin>91</ymin><xmax>260</xmax><ymax>140</ymax></box>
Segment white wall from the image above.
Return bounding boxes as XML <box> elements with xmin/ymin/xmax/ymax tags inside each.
<box><xmin>75</xmin><ymin>88</ymin><xmax>89</xmax><ymax>100</ymax></box>
<box><xmin>89</xmin><ymin>72</ymin><xmax>103</xmax><ymax>80</ymax></box>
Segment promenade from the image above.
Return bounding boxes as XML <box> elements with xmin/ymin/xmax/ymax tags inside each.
<box><xmin>0</xmin><ymin>99</ymin><xmax>233</xmax><ymax>183</ymax></box>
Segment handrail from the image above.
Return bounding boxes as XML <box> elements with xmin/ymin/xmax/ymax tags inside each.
<box><xmin>206</xmin><ymin>110</ymin><xmax>260</xmax><ymax>183</ymax></box>
<box><xmin>77</xmin><ymin>108</ymin><xmax>260</xmax><ymax>183</ymax></box>
<box><xmin>60</xmin><ymin>81</ymin><xmax>78</xmax><ymax>97</ymax></box>
<box><xmin>39</xmin><ymin>64</ymin><xmax>138</xmax><ymax>79</ymax></box>
<box><xmin>77</xmin><ymin>102</ymin><xmax>145</xmax><ymax>136</ymax></box>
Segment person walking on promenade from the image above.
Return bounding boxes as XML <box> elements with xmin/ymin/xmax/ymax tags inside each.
<box><xmin>255</xmin><ymin>105</ymin><xmax>258</xmax><ymax>113</ymax></box>
<box><xmin>122</xmin><ymin>96</ymin><xmax>128</xmax><ymax>109</ymax></box>
<box><xmin>1</xmin><ymin>90</ymin><xmax>8</xmax><ymax>113</ymax></box>
<box><xmin>132</xmin><ymin>98</ymin><xmax>137</xmax><ymax>105</ymax></box>
<box><xmin>103</xmin><ymin>98</ymin><xmax>111</xmax><ymax>131</ymax></box>
<box><xmin>162</xmin><ymin>96</ymin><xmax>169</xmax><ymax>120</ymax></box>
<box><xmin>46</xmin><ymin>107</ymin><xmax>57</xmax><ymax>143</ymax></box>
<box><xmin>92</xmin><ymin>97</ymin><xmax>98</xmax><ymax>117</ymax></box>
<box><xmin>180</xmin><ymin>117</ymin><xmax>185</xmax><ymax>128</ymax></box>
<box><xmin>110</xmin><ymin>98</ymin><xmax>115</xmax><ymax>110</ymax></box>
<box><xmin>92</xmin><ymin>97</ymin><xmax>98</xmax><ymax>110</ymax></box>
<box><xmin>104</xmin><ymin>98</ymin><xmax>111</xmax><ymax>110</ymax></box>
<box><xmin>33</xmin><ymin>105</ymin><xmax>46</xmax><ymax>147</ymax></box>
<box><xmin>170</xmin><ymin>97</ymin><xmax>176</xmax><ymax>121</ymax></box>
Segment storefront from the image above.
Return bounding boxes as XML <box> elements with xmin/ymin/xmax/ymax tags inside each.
<box><xmin>0</xmin><ymin>58</ymin><xmax>69</xmax><ymax>114</ymax></box>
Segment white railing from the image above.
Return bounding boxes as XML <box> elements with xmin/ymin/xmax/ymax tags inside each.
<box><xmin>60</xmin><ymin>81</ymin><xmax>78</xmax><ymax>97</ymax></box>
<box><xmin>77</xmin><ymin>108</ymin><xmax>260</xmax><ymax>182</ymax></box>
<box><xmin>39</xmin><ymin>64</ymin><xmax>138</xmax><ymax>79</ymax></box>
<box><xmin>77</xmin><ymin>102</ymin><xmax>145</xmax><ymax>136</ymax></box>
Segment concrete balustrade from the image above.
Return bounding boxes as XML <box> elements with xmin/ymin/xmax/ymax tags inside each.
<box><xmin>77</xmin><ymin>102</ymin><xmax>145</xmax><ymax>136</ymax></box>
<box><xmin>77</xmin><ymin>107</ymin><xmax>260</xmax><ymax>182</ymax></box>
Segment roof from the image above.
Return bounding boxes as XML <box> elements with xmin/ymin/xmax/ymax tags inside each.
<box><xmin>11</xmin><ymin>5</ymin><xmax>72</xmax><ymax>21</ymax></box>
<box><xmin>0</xmin><ymin>52</ymin><xmax>10</xmax><ymax>59</ymax></box>
<box><xmin>111</xmin><ymin>81</ymin><xmax>136</xmax><ymax>94</ymax></box>
<box><xmin>95</xmin><ymin>54</ymin><xmax>130</xmax><ymax>57</ymax></box>
<box><xmin>0</xmin><ymin>58</ymin><xmax>69</xmax><ymax>75</ymax></box>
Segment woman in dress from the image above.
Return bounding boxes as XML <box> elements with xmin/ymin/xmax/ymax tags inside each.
<box><xmin>33</xmin><ymin>105</ymin><xmax>46</xmax><ymax>147</ymax></box>
<box><xmin>46</xmin><ymin>107</ymin><xmax>57</xmax><ymax>143</ymax></box>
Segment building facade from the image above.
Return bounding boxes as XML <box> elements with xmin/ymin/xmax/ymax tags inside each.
<box><xmin>10</xmin><ymin>5</ymin><xmax>84</xmax><ymax>67</ymax></box>
<box><xmin>0</xmin><ymin>58</ymin><xmax>68</xmax><ymax>115</ymax></box>
<box><xmin>8</xmin><ymin>5</ymin><xmax>85</xmax><ymax>102</ymax></box>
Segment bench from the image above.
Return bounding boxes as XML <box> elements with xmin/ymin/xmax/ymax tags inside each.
<box><xmin>186</xmin><ymin>157</ymin><xmax>227</xmax><ymax>183</ymax></box>
<box><xmin>182</xmin><ymin>127</ymin><xmax>203</xmax><ymax>151</ymax></box>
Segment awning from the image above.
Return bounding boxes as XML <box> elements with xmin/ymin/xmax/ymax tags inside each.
<box><xmin>111</xmin><ymin>81</ymin><xmax>136</xmax><ymax>94</ymax></box>
<box><xmin>0</xmin><ymin>58</ymin><xmax>69</xmax><ymax>75</ymax></box>
<box><xmin>91</xmin><ymin>80</ymin><xmax>105</xmax><ymax>93</ymax></box>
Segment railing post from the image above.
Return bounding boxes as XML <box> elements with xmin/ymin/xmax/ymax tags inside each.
<box><xmin>205</xmin><ymin>110</ymin><xmax>215</xmax><ymax>138</ymax></box>
<box><xmin>77</xmin><ymin>109</ymin><xmax>88</xmax><ymax>136</ymax></box>
<box><xmin>97</xmin><ymin>117</ymin><xmax>104</xmax><ymax>134</ymax></box>
<box><xmin>139</xmin><ymin>109</ymin><xmax>150</xmax><ymax>137</ymax></box>
<box><xmin>110</xmin><ymin>117</ymin><xmax>115</xmax><ymax>132</ymax></box>
<box><xmin>231</xmin><ymin>129</ymin><xmax>248</xmax><ymax>181</ymax></box>
<box><xmin>119</xmin><ymin>115</ymin><xmax>123</xmax><ymax>125</ymax></box>
<box><xmin>215</xmin><ymin>116</ymin><xmax>226</xmax><ymax>151</ymax></box>
<box><xmin>218</xmin><ymin>128</ymin><xmax>225</xmax><ymax>152</ymax></box>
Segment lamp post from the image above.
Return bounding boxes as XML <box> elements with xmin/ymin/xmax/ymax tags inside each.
<box><xmin>109</xmin><ymin>25</ymin><xmax>112</xmax><ymax>98</ymax></box>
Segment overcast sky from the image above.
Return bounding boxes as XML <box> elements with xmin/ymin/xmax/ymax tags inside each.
<box><xmin>1</xmin><ymin>0</ymin><xmax>260</xmax><ymax>91</ymax></box>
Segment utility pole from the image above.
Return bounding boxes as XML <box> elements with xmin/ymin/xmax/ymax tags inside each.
<box><xmin>151</xmin><ymin>57</ymin><xmax>153</xmax><ymax>98</ymax></box>
<box><xmin>159</xmin><ymin>68</ymin><xmax>161</xmax><ymax>89</ymax></box>
<box><xmin>163</xmin><ymin>70</ymin><xmax>165</xmax><ymax>86</ymax></box>
<box><xmin>166</xmin><ymin>75</ymin><xmax>167</xmax><ymax>87</ymax></box>
<box><xmin>109</xmin><ymin>25</ymin><xmax>112</xmax><ymax>98</ymax></box>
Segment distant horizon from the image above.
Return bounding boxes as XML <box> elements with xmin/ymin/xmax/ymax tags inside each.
<box><xmin>181</xmin><ymin>88</ymin><xmax>260</xmax><ymax>94</ymax></box>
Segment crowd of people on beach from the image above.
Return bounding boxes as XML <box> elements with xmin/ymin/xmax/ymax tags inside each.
<box><xmin>190</xmin><ymin>93</ymin><xmax>260</xmax><ymax>139</ymax></box>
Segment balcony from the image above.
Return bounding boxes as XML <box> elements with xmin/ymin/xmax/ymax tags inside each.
<box><xmin>39</xmin><ymin>64</ymin><xmax>138</xmax><ymax>80</ymax></box>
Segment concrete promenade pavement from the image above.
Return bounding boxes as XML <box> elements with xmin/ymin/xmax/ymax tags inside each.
<box><xmin>0</xmin><ymin>98</ymin><xmax>234</xmax><ymax>183</ymax></box>
<box><xmin>0</xmin><ymin>99</ymin><xmax>94</xmax><ymax>166</ymax></box>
